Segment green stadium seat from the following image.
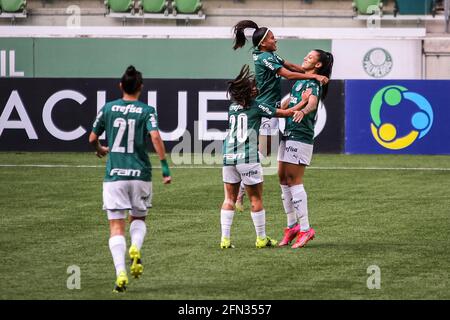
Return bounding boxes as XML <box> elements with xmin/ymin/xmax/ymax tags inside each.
<box><xmin>352</xmin><ymin>0</ymin><xmax>383</xmax><ymax>15</ymax></box>
<box><xmin>0</xmin><ymin>0</ymin><xmax>26</xmax><ymax>13</ymax></box>
<box><xmin>139</xmin><ymin>0</ymin><xmax>169</xmax><ymax>14</ymax></box>
<box><xmin>172</xmin><ymin>0</ymin><xmax>202</xmax><ymax>15</ymax></box>
<box><xmin>105</xmin><ymin>0</ymin><xmax>135</xmax><ymax>13</ymax></box>
<box><xmin>394</xmin><ymin>0</ymin><xmax>436</xmax><ymax>16</ymax></box>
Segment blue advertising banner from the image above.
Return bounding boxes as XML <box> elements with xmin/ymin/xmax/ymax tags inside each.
<box><xmin>345</xmin><ymin>80</ymin><xmax>450</xmax><ymax>154</ymax></box>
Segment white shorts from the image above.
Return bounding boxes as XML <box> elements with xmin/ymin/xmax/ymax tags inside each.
<box><xmin>277</xmin><ymin>140</ymin><xmax>314</xmax><ymax>166</ymax></box>
<box><xmin>260</xmin><ymin>117</ymin><xmax>279</xmax><ymax>136</ymax></box>
<box><xmin>103</xmin><ymin>180</ymin><xmax>152</xmax><ymax>220</ymax></box>
<box><xmin>222</xmin><ymin>163</ymin><xmax>264</xmax><ymax>186</ymax></box>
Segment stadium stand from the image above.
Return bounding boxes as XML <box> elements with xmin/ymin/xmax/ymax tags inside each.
<box><xmin>394</xmin><ymin>0</ymin><xmax>436</xmax><ymax>16</ymax></box>
<box><xmin>172</xmin><ymin>0</ymin><xmax>203</xmax><ymax>15</ymax></box>
<box><xmin>105</xmin><ymin>0</ymin><xmax>135</xmax><ymax>14</ymax></box>
<box><xmin>352</xmin><ymin>0</ymin><xmax>383</xmax><ymax>15</ymax></box>
<box><xmin>0</xmin><ymin>0</ymin><xmax>26</xmax><ymax>13</ymax></box>
<box><xmin>0</xmin><ymin>0</ymin><xmax>27</xmax><ymax>20</ymax></box>
<box><xmin>139</xmin><ymin>0</ymin><xmax>170</xmax><ymax>15</ymax></box>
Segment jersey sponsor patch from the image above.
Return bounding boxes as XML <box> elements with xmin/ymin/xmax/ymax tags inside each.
<box><xmin>230</xmin><ymin>104</ymin><xmax>244</xmax><ymax>112</ymax></box>
<box><xmin>111</xmin><ymin>104</ymin><xmax>143</xmax><ymax>115</ymax></box>
<box><xmin>224</xmin><ymin>153</ymin><xmax>245</xmax><ymax>161</ymax></box>
<box><xmin>262</xmin><ymin>59</ymin><xmax>275</xmax><ymax>71</ymax></box>
<box><xmin>258</xmin><ymin>104</ymin><xmax>273</xmax><ymax>115</ymax></box>
<box><xmin>240</xmin><ymin>169</ymin><xmax>259</xmax><ymax>178</ymax></box>
<box><xmin>110</xmin><ymin>168</ymin><xmax>141</xmax><ymax>177</ymax></box>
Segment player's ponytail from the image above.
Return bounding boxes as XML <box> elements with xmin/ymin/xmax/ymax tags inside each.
<box><xmin>121</xmin><ymin>65</ymin><xmax>143</xmax><ymax>95</ymax></box>
<box><xmin>314</xmin><ymin>49</ymin><xmax>334</xmax><ymax>100</ymax></box>
<box><xmin>227</xmin><ymin>64</ymin><xmax>255</xmax><ymax>108</ymax></box>
<box><xmin>232</xmin><ymin>20</ymin><xmax>269</xmax><ymax>50</ymax></box>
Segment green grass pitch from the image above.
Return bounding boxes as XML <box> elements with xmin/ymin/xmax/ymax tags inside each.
<box><xmin>0</xmin><ymin>152</ymin><xmax>449</xmax><ymax>300</ymax></box>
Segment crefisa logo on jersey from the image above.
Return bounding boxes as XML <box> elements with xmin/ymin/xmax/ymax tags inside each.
<box><xmin>370</xmin><ymin>85</ymin><xmax>433</xmax><ymax>150</ymax></box>
<box><xmin>363</xmin><ymin>48</ymin><xmax>393</xmax><ymax>78</ymax></box>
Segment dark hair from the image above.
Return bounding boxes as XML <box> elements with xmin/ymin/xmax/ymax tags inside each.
<box><xmin>313</xmin><ymin>49</ymin><xmax>334</xmax><ymax>99</ymax></box>
<box><xmin>227</xmin><ymin>64</ymin><xmax>255</xmax><ymax>108</ymax></box>
<box><xmin>121</xmin><ymin>65</ymin><xmax>143</xmax><ymax>95</ymax></box>
<box><xmin>232</xmin><ymin>20</ymin><xmax>269</xmax><ymax>50</ymax></box>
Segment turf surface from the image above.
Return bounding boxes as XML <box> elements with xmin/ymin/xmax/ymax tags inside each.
<box><xmin>0</xmin><ymin>153</ymin><xmax>449</xmax><ymax>299</ymax></box>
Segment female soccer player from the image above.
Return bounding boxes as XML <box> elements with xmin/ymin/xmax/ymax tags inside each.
<box><xmin>89</xmin><ymin>66</ymin><xmax>172</xmax><ymax>292</ymax></box>
<box><xmin>220</xmin><ymin>64</ymin><xmax>311</xmax><ymax>249</ymax></box>
<box><xmin>277</xmin><ymin>49</ymin><xmax>334</xmax><ymax>249</ymax></box>
<box><xmin>232</xmin><ymin>20</ymin><xmax>329</xmax><ymax>211</ymax></box>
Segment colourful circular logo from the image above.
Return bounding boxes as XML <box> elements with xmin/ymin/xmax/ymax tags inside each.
<box><xmin>370</xmin><ymin>85</ymin><xmax>433</xmax><ymax>150</ymax></box>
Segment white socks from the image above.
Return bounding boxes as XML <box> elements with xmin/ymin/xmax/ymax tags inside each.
<box><xmin>289</xmin><ymin>184</ymin><xmax>310</xmax><ymax>232</ymax></box>
<box><xmin>109</xmin><ymin>235</ymin><xmax>126</xmax><ymax>276</ymax></box>
<box><xmin>130</xmin><ymin>219</ymin><xmax>147</xmax><ymax>250</ymax></box>
<box><xmin>280</xmin><ymin>184</ymin><xmax>297</xmax><ymax>228</ymax></box>
<box><xmin>220</xmin><ymin>209</ymin><xmax>235</xmax><ymax>239</ymax></box>
<box><xmin>251</xmin><ymin>210</ymin><xmax>266</xmax><ymax>239</ymax></box>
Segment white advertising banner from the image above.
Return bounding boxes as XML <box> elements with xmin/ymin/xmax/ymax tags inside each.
<box><xmin>332</xmin><ymin>39</ymin><xmax>422</xmax><ymax>79</ymax></box>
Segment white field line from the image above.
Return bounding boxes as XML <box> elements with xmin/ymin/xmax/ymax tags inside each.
<box><xmin>0</xmin><ymin>164</ymin><xmax>450</xmax><ymax>171</ymax></box>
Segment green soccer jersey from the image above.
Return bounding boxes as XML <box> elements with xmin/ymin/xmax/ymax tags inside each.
<box><xmin>283</xmin><ymin>79</ymin><xmax>322</xmax><ymax>145</ymax></box>
<box><xmin>92</xmin><ymin>99</ymin><xmax>159</xmax><ymax>182</ymax></box>
<box><xmin>253</xmin><ymin>49</ymin><xmax>285</xmax><ymax>107</ymax></box>
<box><xmin>223</xmin><ymin>100</ymin><xmax>277</xmax><ymax>165</ymax></box>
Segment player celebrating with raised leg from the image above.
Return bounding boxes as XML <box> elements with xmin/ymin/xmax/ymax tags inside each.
<box><xmin>232</xmin><ymin>20</ymin><xmax>329</xmax><ymax>213</ymax></box>
<box><xmin>277</xmin><ymin>50</ymin><xmax>333</xmax><ymax>248</ymax></box>
<box><xmin>221</xmin><ymin>65</ymin><xmax>311</xmax><ymax>249</ymax></box>
<box><xmin>89</xmin><ymin>66</ymin><xmax>171</xmax><ymax>292</ymax></box>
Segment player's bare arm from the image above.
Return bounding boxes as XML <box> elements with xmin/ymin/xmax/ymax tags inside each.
<box><xmin>292</xmin><ymin>95</ymin><xmax>319</xmax><ymax>123</ymax></box>
<box><xmin>280</xmin><ymin>88</ymin><xmax>312</xmax><ymax>110</ymax></box>
<box><xmin>89</xmin><ymin>132</ymin><xmax>109</xmax><ymax>158</ymax></box>
<box><xmin>283</xmin><ymin>60</ymin><xmax>305</xmax><ymax>73</ymax></box>
<box><xmin>150</xmin><ymin>130</ymin><xmax>172</xmax><ymax>184</ymax></box>
<box><xmin>277</xmin><ymin>67</ymin><xmax>329</xmax><ymax>85</ymax></box>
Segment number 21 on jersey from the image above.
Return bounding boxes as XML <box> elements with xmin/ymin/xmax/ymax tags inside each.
<box><xmin>112</xmin><ymin>118</ymin><xmax>135</xmax><ymax>153</ymax></box>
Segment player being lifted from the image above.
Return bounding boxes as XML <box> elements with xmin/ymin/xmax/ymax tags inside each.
<box><xmin>220</xmin><ymin>64</ymin><xmax>311</xmax><ymax>249</ymax></box>
<box><xmin>277</xmin><ymin>50</ymin><xmax>334</xmax><ymax>248</ymax></box>
<box><xmin>232</xmin><ymin>20</ymin><xmax>329</xmax><ymax>212</ymax></box>
<box><xmin>89</xmin><ymin>66</ymin><xmax>171</xmax><ymax>293</ymax></box>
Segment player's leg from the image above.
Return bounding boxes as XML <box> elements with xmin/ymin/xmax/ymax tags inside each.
<box><xmin>277</xmin><ymin>140</ymin><xmax>300</xmax><ymax>246</ymax></box>
<box><xmin>221</xmin><ymin>166</ymin><xmax>241</xmax><ymax>248</ymax></box>
<box><xmin>235</xmin><ymin>181</ymin><xmax>246</xmax><ymax>213</ymax></box>
<box><xmin>103</xmin><ymin>181</ymin><xmax>130</xmax><ymax>292</ymax></box>
<box><xmin>238</xmin><ymin>163</ymin><xmax>277</xmax><ymax>248</ymax></box>
<box><xmin>259</xmin><ymin>117</ymin><xmax>278</xmax><ymax>157</ymax></box>
<box><xmin>108</xmin><ymin>214</ymin><xmax>128</xmax><ymax>292</ymax></box>
<box><xmin>128</xmin><ymin>181</ymin><xmax>152</xmax><ymax>278</ymax></box>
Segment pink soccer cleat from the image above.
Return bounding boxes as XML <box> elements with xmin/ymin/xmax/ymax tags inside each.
<box><xmin>278</xmin><ymin>224</ymin><xmax>301</xmax><ymax>247</ymax></box>
<box><xmin>291</xmin><ymin>228</ymin><xmax>315</xmax><ymax>249</ymax></box>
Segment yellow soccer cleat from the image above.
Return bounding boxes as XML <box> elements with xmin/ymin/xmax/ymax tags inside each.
<box><xmin>255</xmin><ymin>236</ymin><xmax>278</xmax><ymax>248</ymax></box>
<box><xmin>113</xmin><ymin>271</ymin><xmax>128</xmax><ymax>293</ymax></box>
<box><xmin>129</xmin><ymin>245</ymin><xmax>144</xmax><ymax>279</ymax></box>
<box><xmin>220</xmin><ymin>237</ymin><xmax>235</xmax><ymax>249</ymax></box>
